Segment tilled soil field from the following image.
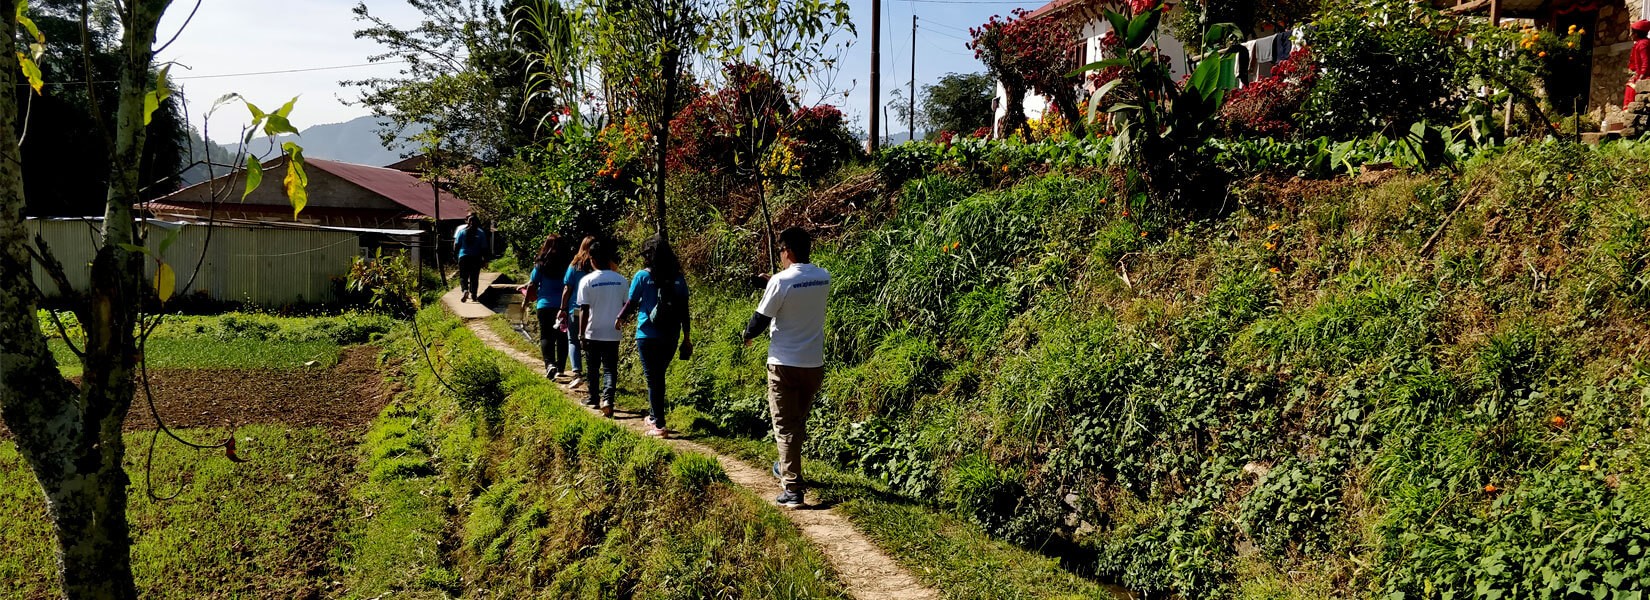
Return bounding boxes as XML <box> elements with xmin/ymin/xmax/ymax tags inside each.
<box><xmin>1</xmin><ymin>346</ymin><xmax>394</xmax><ymax>438</ymax></box>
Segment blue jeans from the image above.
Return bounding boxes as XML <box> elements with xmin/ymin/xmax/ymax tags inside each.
<box><xmin>637</xmin><ymin>337</ymin><xmax>676</xmax><ymax>429</ymax></box>
<box><xmin>566</xmin><ymin>313</ymin><xmax>583</xmax><ymax>373</ymax></box>
<box><xmin>583</xmin><ymin>340</ymin><xmax>619</xmax><ymax>408</ymax></box>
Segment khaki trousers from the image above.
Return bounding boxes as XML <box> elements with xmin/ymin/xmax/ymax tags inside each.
<box><xmin>768</xmin><ymin>364</ymin><xmax>824</xmax><ymax>493</ymax></box>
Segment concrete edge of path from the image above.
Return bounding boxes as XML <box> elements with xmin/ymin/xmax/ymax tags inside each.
<box><xmin>442</xmin><ymin>289</ymin><xmax>942</xmax><ymax>600</ymax></box>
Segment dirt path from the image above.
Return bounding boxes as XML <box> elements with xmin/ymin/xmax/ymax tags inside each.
<box><xmin>464</xmin><ymin>319</ymin><xmax>942</xmax><ymax>600</ymax></box>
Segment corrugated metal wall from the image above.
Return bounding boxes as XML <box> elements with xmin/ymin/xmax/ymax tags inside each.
<box><xmin>27</xmin><ymin>219</ymin><xmax>360</xmax><ymax>306</ymax></box>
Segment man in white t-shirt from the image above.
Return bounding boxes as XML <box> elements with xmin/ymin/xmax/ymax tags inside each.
<box><xmin>742</xmin><ymin>227</ymin><xmax>831</xmax><ymax>508</ymax></box>
<box><xmin>575</xmin><ymin>238</ymin><xmax>628</xmax><ymax>418</ymax></box>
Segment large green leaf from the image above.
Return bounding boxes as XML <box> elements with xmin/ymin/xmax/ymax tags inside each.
<box><xmin>1070</xmin><ymin>57</ymin><xmax>1128</xmax><ymax>77</ymax></box>
<box><xmin>1124</xmin><ymin>8</ymin><xmax>1161</xmax><ymax>50</ymax></box>
<box><xmin>143</xmin><ymin>66</ymin><xmax>171</xmax><ymax>126</ymax></box>
<box><xmin>1086</xmin><ymin>77</ymin><xmax>1125</xmax><ymax>122</ymax></box>
<box><xmin>242</xmin><ymin>154</ymin><xmax>262</xmax><ymax>201</ymax></box>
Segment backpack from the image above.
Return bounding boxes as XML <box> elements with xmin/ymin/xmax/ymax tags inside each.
<box><xmin>647</xmin><ymin>269</ymin><xmax>688</xmax><ymax>338</ymax></box>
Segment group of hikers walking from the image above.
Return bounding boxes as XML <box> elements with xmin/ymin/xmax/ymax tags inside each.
<box><xmin>514</xmin><ymin>224</ymin><xmax>831</xmax><ymax>509</ymax></box>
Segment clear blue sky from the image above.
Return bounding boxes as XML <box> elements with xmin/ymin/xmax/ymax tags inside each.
<box><xmin>159</xmin><ymin>0</ymin><xmax>1047</xmax><ymax>143</ymax></box>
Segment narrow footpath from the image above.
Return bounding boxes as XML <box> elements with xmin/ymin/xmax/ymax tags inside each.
<box><xmin>444</xmin><ymin>280</ymin><xmax>941</xmax><ymax>600</ymax></box>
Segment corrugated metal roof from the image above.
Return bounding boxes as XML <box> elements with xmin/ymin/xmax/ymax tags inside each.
<box><xmin>308</xmin><ymin>158</ymin><xmax>471</xmax><ymax>220</ymax></box>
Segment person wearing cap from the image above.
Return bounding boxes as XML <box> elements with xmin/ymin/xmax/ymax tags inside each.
<box><xmin>1629</xmin><ymin>20</ymin><xmax>1650</xmax><ymax>106</ymax></box>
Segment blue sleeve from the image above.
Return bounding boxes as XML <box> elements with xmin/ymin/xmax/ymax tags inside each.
<box><xmin>563</xmin><ymin>266</ymin><xmax>577</xmax><ymax>286</ymax></box>
<box><xmin>628</xmin><ymin>271</ymin><xmax>646</xmax><ymax>303</ymax></box>
<box><xmin>676</xmin><ymin>277</ymin><xmax>690</xmax><ymax>299</ymax></box>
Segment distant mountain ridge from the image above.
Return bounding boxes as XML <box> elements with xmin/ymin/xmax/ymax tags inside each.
<box><xmin>235</xmin><ymin>115</ymin><xmax>423</xmax><ymax>169</ymax></box>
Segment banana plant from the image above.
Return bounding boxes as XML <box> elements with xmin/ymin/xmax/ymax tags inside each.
<box><xmin>1074</xmin><ymin>3</ymin><xmax>1240</xmax><ymax>212</ymax></box>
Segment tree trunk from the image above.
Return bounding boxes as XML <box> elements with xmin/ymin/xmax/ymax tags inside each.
<box><xmin>1048</xmin><ymin>86</ymin><xmax>1087</xmax><ymax>138</ymax></box>
<box><xmin>0</xmin><ymin>2</ymin><xmax>170</xmax><ymax>598</ymax></box>
<box><xmin>756</xmin><ymin>175</ymin><xmax>776</xmax><ymax>273</ymax></box>
<box><xmin>1000</xmin><ymin>81</ymin><xmax>1030</xmax><ymax>141</ymax></box>
<box><xmin>653</xmin><ymin>51</ymin><xmax>679</xmax><ymax>246</ymax></box>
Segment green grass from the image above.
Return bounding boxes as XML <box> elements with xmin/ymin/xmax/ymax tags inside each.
<box><xmin>38</xmin><ymin>310</ymin><xmax>396</xmax><ymax>377</ymax></box>
<box><xmin>0</xmin><ymin>426</ymin><xmax>357</xmax><ymax>599</ymax></box>
<box><xmin>364</xmin><ymin>307</ymin><xmax>852</xmax><ymax>598</ymax></box>
<box><xmin>608</xmin><ymin>383</ymin><xmax>1126</xmax><ymax>600</ymax></box>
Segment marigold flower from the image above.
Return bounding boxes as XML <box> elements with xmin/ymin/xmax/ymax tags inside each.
<box><xmin>1264</xmin><ymin>241</ymin><xmax>1277</xmax><ymax>250</ymax></box>
<box><xmin>1140</xmin><ymin>231</ymin><xmax>1148</xmax><ymax>238</ymax></box>
<box><xmin>1268</xmin><ymin>267</ymin><xmax>1280</xmax><ymax>274</ymax></box>
<box><xmin>1099</xmin><ymin>198</ymin><xmax>1108</xmax><ymax>204</ymax></box>
<box><xmin>1001</xmin><ymin>165</ymin><xmax>1010</xmax><ymax>173</ymax></box>
<box><xmin>1121</xmin><ymin>210</ymin><xmax>1130</xmax><ymax>217</ymax></box>
<box><xmin>1551</xmin><ymin>415</ymin><xmax>1566</xmax><ymax>427</ymax></box>
<box><xmin>1539</xmin><ymin>51</ymin><xmax>1548</xmax><ymax>57</ymax></box>
<box><xmin>1483</xmin><ymin>484</ymin><xmax>1497</xmax><ymax>493</ymax></box>
<box><xmin>1267</xmin><ymin>223</ymin><xmax>1280</xmax><ymax>232</ymax></box>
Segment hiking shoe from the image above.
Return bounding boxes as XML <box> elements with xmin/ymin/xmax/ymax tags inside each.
<box><xmin>544</xmin><ymin>366</ymin><xmax>559</xmax><ymax>379</ymax></box>
<box><xmin>568</xmin><ymin>377</ymin><xmax>585</xmax><ymax>389</ymax></box>
<box><xmin>645</xmin><ymin>426</ymin><xmax>669</xmax><ymax>439</ymax></box>
<box><xmin>775</xmin><ymin>490</ymin><xmax>804</xmax><ymax>509</ymax></box>
<box><xmin>601</xmin><ymin>405</ymin><xmax>614</xmax><ymax>418</ymax></box>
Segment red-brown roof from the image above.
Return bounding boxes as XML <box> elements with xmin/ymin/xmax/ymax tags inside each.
<box><xmin>141</xmin><ymin>200</ymin><xmax>422</xmax><ymax>221</ymax></box>
<box><xmin>308</xmin><ymin>158</ymin><xmax>470</xmax><ymax>220</ymax></box>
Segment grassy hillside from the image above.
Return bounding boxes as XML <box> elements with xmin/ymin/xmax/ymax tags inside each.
<box><xmin>643</xmin><ymin>140</ymin><xmax>1650</xmax><ymax>598</ymax></box>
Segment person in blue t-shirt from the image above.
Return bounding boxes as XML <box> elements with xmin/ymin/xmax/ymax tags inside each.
<box><xmin>618</xmin><ymin>235</ymin><xmax>693</xmax><ymax>438</ymax></box>
<box><xmin>453</xmin><ymin>213</ymin><xmax>490</xmax><ymax>302</ymax></box>
<box><xmin>557</xmin><ymin>235</ymin><xmax>597</xmax><ymax>388</ymax></box>
<box><xmin>525</xmin><ymin>234</ymin><xmax>570</xmax><ymax>379</ymax></box>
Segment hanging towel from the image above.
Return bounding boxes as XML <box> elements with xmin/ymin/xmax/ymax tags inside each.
<box><xmin>1227</xmin><ymin>43</ymin><xmax>1251</xmax><ymax>87</ymax></box>
<box><xmin>1241</xmin><ymin>39</ymin><xmax>1261</xmax><ymax>84</ymax></box>
<box><xmin>1255</xmin><ymin>34</ymin><xmax>1278</xmax><ymax>78</ymax></box>
<box><xmin>1273</xmin><ymin>31</ymin><xmax>1293</xmax><ymax>64</ymax></box>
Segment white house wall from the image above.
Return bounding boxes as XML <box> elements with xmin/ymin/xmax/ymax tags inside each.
<box><xmin>992</xmin><ymin>9</ymin><xmax>1191</xmax><ymax>137</ymax></box>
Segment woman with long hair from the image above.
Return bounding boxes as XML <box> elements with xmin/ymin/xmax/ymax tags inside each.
<box><xmin>618</xmin><ymin>234</ymin><xmax>692</xmax><ymax>438</ymax></box>
<box><xmin>526</xmin><ymin>234</ymin><xmax>570</xmax><ymax>379</ymax></box>
<box><xmin>558</xmin><ymin>235</ymin><xmax>598</xmax><ymax>388</ymax></box>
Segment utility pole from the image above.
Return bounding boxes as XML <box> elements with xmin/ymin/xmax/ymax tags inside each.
<box><xmin>910</xmin><ymin>14</ymin><xmax>917</xmax><ymax>143</ymax></box>
<box><xmin>432</xmin><ymin>143</ymin><xmax>446</xmax><ymax>285</ymax></box>
<box><xmin>869</xmin><ymin>0</ymin><xmax>881</xmax><ymax>153</ymax></box>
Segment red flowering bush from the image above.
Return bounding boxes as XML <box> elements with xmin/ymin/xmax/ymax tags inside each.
<box><xmin>667</xmin><ymin>62</ymin><xmax>859</xmax><ymax>182</ymax></box>
<box><xmin>1220</xmin><ymin>47</ymin><xmax>1318</xmax><ymax>138</ymax></box>
<box><xmin>970</xmin><ymin>9</ymin><xmax>1087</xmax><ymax>137</ymax></box>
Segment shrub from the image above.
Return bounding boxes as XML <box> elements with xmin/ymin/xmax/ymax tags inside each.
<box><xmin>1220</xmin><ymin>48</ymin><xmax>1317</xmax><ymax>138</ymax></box>
<box><xmin>346</xmin><ymin>250</ymin><xmax>419</xmax><ymax>317</ymax></box>
<box><xmin>668</xmin><ymin>453</ymin><xmax>727</xmax><ymax>495</ymax></box>
<box><xmin>1300</xmin><ymin>0</ymin><xmax>1467</xmax><ymax>138</ymax></box>
<box><xmin>449</xmin><ymin>352</ymin><xmax>508</xmax><ymax>423</ymax></box>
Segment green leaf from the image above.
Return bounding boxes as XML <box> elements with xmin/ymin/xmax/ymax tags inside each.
<box><xmin>245</xmin><ymin>101</ymin><xmax>265</xmax><ymax>121</ymax></box>
<box><xmin>154</xmin><ymin>262</ymin><xmax>175</xmax><ymax>303</ymax></box>
<box><xmin>1070</xmin><ymin>57</ymin><xmax>1128</xmax><ymax>76</ymax></box>
<box><xmin>1124</xmin><ymin>8</ymin><xmax>1161</xmax><ymax>49</ymax></box>
<box><xmin>118</xmin><ymin>243</ymin><xmax>151</xmax><ymax>256</ymax></box>
<box><xmin>273</xmin><ymin>96</ymin><xmax>299</xmax><ymax>119</ymax></box>
<box><xmin>242</xmin><ymin>154</ymin><xmax>263</xmax><ymax>201</ymax></box>
<box><xmin>157</xmin><ymin>228</ymin><xmax>179</xmax><ymax>256</ymax></box>
<box><xmin>16</xmin><ymin>53</ymin><xmax>42</xmax><ymax>95</ymax></box>
<box><xmin>1202</xmin><ymin>22</ymin><xmax>1238</xmax><ymax>49</ymax></box>
<box><xmin>143</xmin><ymin>66</ymin><xmax>171</xmax><ymax>126</ymax></box>
<box><xmin>282</xmin><ymin>142</ymin><xmax>308</xmax><ymax>219</ymax></box>
<box><xmin>263</xmin><ymin>114</ymin><xmax>299</xmax><ymax>137</ymax></box>
<box><xmin>16</xmin><ymin>1</ymin><xmax>44</xmax><ymax>46</ymax></box>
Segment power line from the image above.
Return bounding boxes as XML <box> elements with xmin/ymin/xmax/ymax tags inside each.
<box><xmin>23</xmin><ymin>60</ymin><xmax>409</xmax><ymax>87</ymax></box>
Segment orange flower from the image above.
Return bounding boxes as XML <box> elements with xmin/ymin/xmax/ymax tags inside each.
<box><xmin>1538</xmin><ymin>51</ymin><xmax>1547</xmax><ymax>57</ymax></box>
<box><xmin>1001</xmin><ymin>165</ymin><xmax>1010</xmax><ymax>173</ymax></box>
<box><xmin>1268</xmin><ymin>267</ymin><xmax>1280</xmax><ymax>274</ymax></box>
<box><xmin>1099</xmin><ymin>198</ymin><xmax>1108</xmax><ymax>204</ymax></box>
<box><xmin>1551</xmin><ymin>415</ymin><xmax>1566</xmax><ymax>427</ymax></box>
<box><xmin>1139</xmin><ymin>231</ymin><xmax>1148</xmax><ymax>238</ymax></box>
<box><xmin>1267</xmin><ymin>223</ymin><xmax>1280</xmax><ymax>232</ymax></box>
<box><xmin>1264</xmin><ymin>241</ymin><xmax>1277</xmax><ymax>250</ymax></box>
<box><xmin>1483</xmin><ymin>484</ymin><xmax>1498</xmax><ymax>493</ymax></box>
<box><xmin>1122</xmin><ymin>210</ymin><xmax>1131</xmax><ymax>217</ymax></box>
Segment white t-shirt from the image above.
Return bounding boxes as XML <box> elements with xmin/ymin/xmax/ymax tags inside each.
<box><xmin>756</xmin><ymin>263</ymin><xmax>831</xmax><ymax>368</ymax></box>
<box><xmin>575</xmin><ymin>269</ymin><xmax>628</xmax><ymax>342</ymax></box>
